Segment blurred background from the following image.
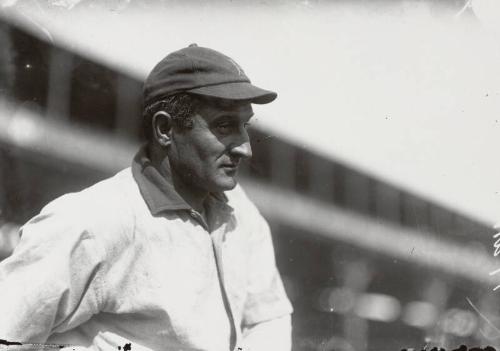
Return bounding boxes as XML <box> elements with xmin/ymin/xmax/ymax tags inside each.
<box><xmin>1</xmin><ymin>0</ymin><xmax>500</xmax><ymax>350</ymax></box>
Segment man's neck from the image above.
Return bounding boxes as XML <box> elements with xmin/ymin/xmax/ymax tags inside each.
<box><xmin>169</xmin><ymin>166</ymin><xmax>207</xmax><ymax>213</ymax></box>
<box><xmin>149</xmin><ymin>145</ymin><xmax>208</xmax><ymax>213</ymax></box>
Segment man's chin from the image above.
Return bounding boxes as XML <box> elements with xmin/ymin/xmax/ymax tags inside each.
<box><xmin>213</xmin><ymin>177</ymin><xmax>238</xmax><ymax>192</ymax></box>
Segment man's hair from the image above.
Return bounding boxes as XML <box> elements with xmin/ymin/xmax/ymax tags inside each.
<box><xmin>142</xmin><ymin>93</ymin><xmax>199</xmax><ymax>141</ymax></box>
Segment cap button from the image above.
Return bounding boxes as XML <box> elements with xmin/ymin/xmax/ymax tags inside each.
<box><xmin>188</xmin><ymin>43</ymin><xmax>198</xmax><ymax>47</ymax></box>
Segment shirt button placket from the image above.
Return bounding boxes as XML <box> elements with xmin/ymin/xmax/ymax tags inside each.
<box><xmin>188</xmin><ymin>209</ymin><xmax>208</xmax><ymax>230</ymax></box>
<box><xmin>211</xmin><ymin>229</ymin><xmax>238</xmax><ymax>351</ymax></box>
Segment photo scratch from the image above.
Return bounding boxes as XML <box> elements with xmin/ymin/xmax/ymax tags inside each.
<box><xmin>466</xmin><ymin>297</ymin><xmax>500</xmax><ymax>339</ymax></box>
<box><xmin>489</xmin><ymin>267</ymin><xmax>500</xmax><ymax>276</ymax></box>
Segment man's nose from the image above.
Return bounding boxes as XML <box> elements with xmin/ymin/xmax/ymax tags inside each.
<box><xmin>229</xmin><ymin>132</ymin><xmax>253</xmax><ymax>159</ymax></box>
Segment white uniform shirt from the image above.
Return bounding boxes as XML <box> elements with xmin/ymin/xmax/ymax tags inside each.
<box><xmin>0</xmin><ymin>149</ymin><xmax>293</xmax><ymax>351</ymax></box>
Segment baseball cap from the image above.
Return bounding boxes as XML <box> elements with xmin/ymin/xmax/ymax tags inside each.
<box><xmin>143</xmin><ymin>44</ymin><xmax>277</xmax><ymax>105</ymax></box>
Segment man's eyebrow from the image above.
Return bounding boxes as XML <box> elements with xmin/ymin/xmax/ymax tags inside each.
<box><xmin>211</xmin><ymin>115</ymin><xmax>236</xmax><ymax>122</ymax></box>
<box><xmin>211</xmin><ymin>113</ymin><xmax>253</xmax><ymax>122</ymax></box>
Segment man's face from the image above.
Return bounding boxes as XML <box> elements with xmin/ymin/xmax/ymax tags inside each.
<box><xmin>167</xmin><ymin>99</ymin><xmax>254</xmax><ymax>194</ymax></box>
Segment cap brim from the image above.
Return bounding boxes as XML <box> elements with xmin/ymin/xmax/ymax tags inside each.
<box><xmin>186</xmin><ymin>82</ymin><xmax>277</xmax><ymax>104</ymax></box>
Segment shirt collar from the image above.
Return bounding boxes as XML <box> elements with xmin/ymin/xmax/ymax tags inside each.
<box><xmin>131</xmin><ymin>146</ymin><xmax>229</xmax><ymax>216</ymax></box>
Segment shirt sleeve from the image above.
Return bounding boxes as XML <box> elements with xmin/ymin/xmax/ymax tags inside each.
<box><xmin>241</xmin><ymin>214</ymin><xmax>293</xmax><ymax>349</ymax></box>
<box><xmin>0</xmin><ymin>202</ymin><xmax>105</xmax><ymax>343</ymax></box>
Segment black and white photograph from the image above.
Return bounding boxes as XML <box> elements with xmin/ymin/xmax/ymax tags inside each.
<box><xmin>0</xmin><ymin>1</ymin><xmax>500</xmax><ymax>350</ymax></box>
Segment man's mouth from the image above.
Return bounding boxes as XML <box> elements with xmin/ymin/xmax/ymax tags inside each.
<box><xmin>221</xmin><ymin>163</ymin><xmax>239</xmax><ymax>172</ymax></box>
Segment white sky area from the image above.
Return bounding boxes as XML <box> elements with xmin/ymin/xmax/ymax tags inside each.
<box><xmin>2</xmin><ymin>0</ymin><xmax>500</xmax><ymax>225</ymax></box>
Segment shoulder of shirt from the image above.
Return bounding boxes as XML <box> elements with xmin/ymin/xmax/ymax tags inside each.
<box><xmin>42</xmin><ymin>168</ymin><xmax>134</xmax><ymax>211</ymax></box>
<box><xmin>34</xmin><ymin>168</ymin><xmax>138</xmax><ymax>242</ymax></box>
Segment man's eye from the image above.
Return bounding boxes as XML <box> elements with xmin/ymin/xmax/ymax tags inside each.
<box><xmin>216</xmin><ymin>123</ymin><xmax>232</xmax><ymax>134</ymax></box>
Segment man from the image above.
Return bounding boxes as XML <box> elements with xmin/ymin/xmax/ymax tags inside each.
<box><xmin>0</xmin><ymin>45</ymin><xmax>293</xmax><ymax>351</ymax></box>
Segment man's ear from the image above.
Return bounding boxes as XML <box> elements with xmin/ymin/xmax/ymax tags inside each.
<box><xmin>152</xmin><ymin>111</ymin><xmax>172</xmax><ymax>147</ymax></box>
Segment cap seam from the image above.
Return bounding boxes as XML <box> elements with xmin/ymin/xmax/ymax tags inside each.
<box><xmin>186</xmin><ymin>78</ymin><xmax>252</xmax><ymax>90</ymax></box>
<box><xmin>145</xmin><ymin>79</ymin><xmax>256</xmax><ymax>104</ymax></box>
<box><xmin>189</xmin><ymin>55</ymin><xmax>200</xmax><ymax>81</ymax></box>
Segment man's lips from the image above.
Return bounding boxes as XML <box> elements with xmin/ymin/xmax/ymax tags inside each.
<box><xmin>221</xmin><ymin>162</ymin><xmax>239</xmax><ymax>171</ymax></box>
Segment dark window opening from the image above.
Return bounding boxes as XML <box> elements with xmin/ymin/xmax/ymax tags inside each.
<box><xmin>9</xmin><ymin>26</ymin><xmax>50</xmax><ymax>113</ymax></box>
<box><xmin>70</xmin><ymin>59</ymin><xmax>117</xmax><ymax>130</ymax></box>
